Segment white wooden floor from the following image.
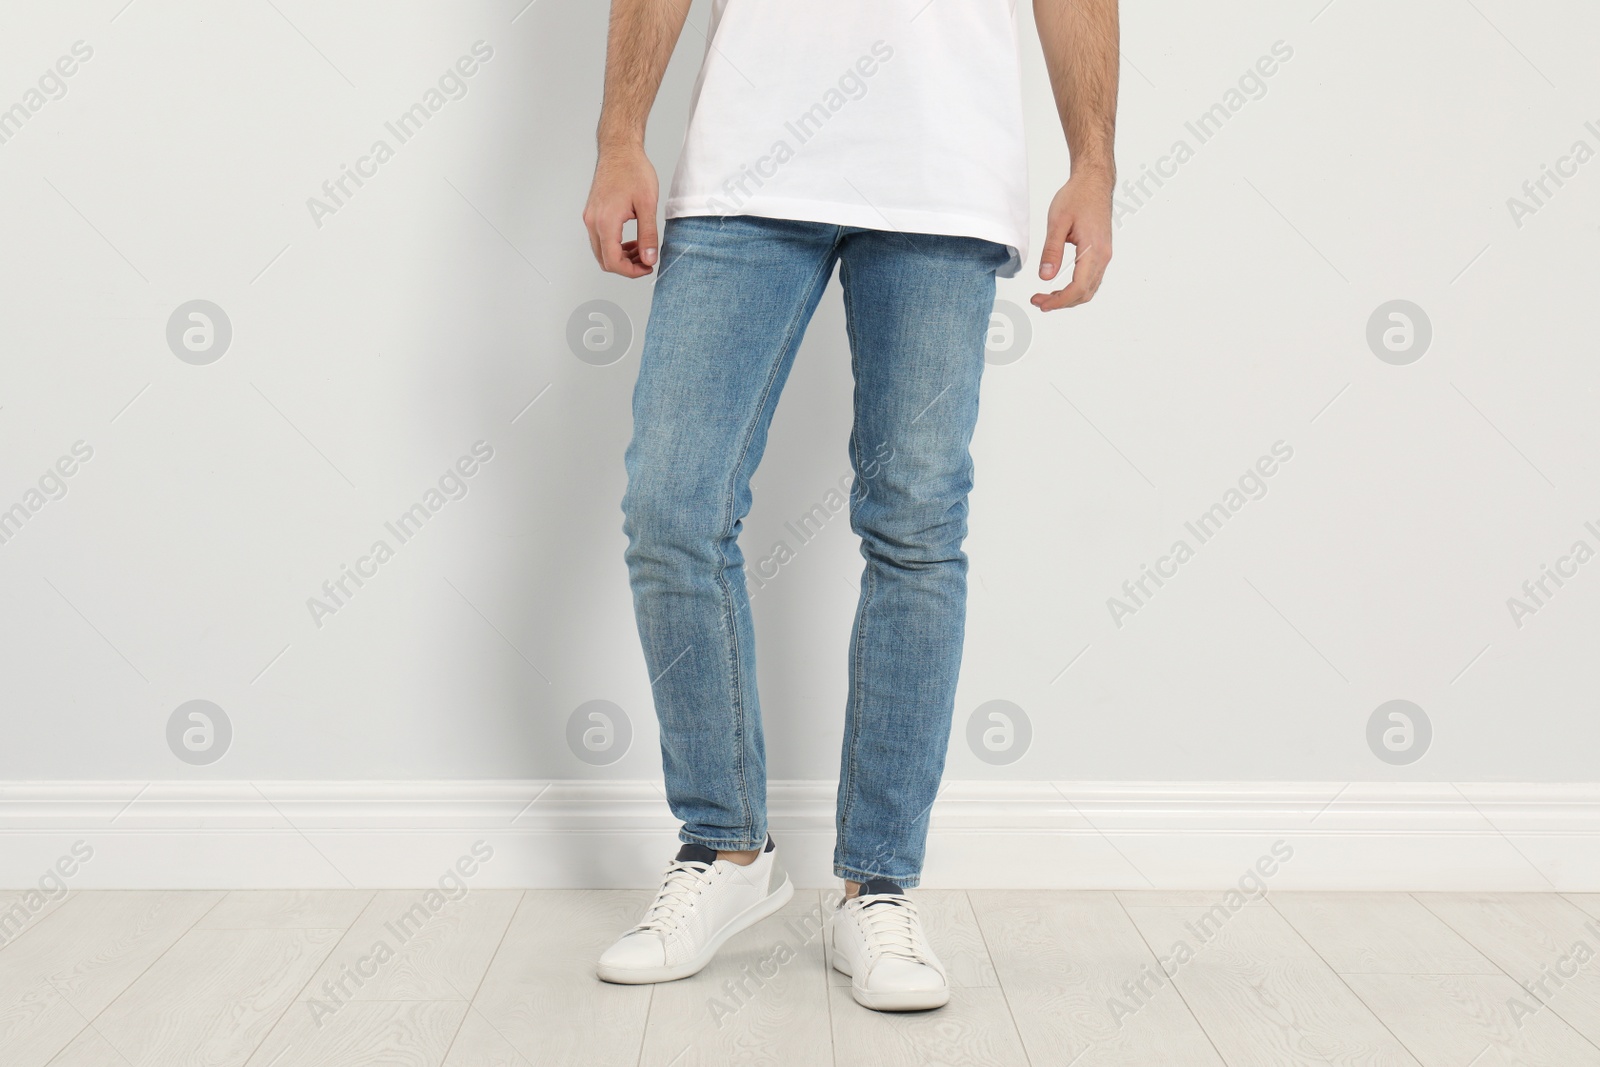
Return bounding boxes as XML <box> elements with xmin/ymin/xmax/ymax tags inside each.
<box><xmin>4</xmin><ymin>889</ymin><xmax>1600</xmax><ymax>1066</ymax></box>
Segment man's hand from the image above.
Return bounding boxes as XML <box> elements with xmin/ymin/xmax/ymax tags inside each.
<box><xmin>1032</xmin><ymin>0</ymin><xmax>1118</xmax><ymax>309</ymax></box>
<box><xmin>583</xmin><ymin>146</ymin><xmax>660</xmax><ymax>278</ymax></box>
<box><xmin>1032</xmin><ymin>169</ymin><xmax>1114</xmax><ymax>311</ymax></box>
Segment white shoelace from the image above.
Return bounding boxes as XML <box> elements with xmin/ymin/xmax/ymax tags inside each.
<box><xmin>634</xmin><ymin>860</ymin><xmax>717</xmax><ymax>937</ymax></box>
<box><xmin>851</xmin><ymin>894</ymin><xmax>936</xmax><ymax>966</ymax></box>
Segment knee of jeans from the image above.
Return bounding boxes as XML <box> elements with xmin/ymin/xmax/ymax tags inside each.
<box><xmin>853</xmin><ymin>490</ymin><xmax>970</xmax><ymax>569</ymax></box>
<box><xmin>621</xmin><ymin>469</ymin><xmax>728</xmax><ymax>572</ymax></box>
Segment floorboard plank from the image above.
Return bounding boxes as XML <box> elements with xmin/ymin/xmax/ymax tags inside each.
<box><xmin>1344</xmin><ymin>972</ymin><xmax>1600</xmax><ymax>1067</ymax></box>
<box><xmin>1416</xmin><ymin>893</ymin><xmax>1600</xmax><ymax>1047</ymax></box>
<box><xmin>197</xmin><ymin>890</ymin><xmax>373</xmax><ymax>930</ymax></box>
<box><xmin>246</xmin><ymin>1000</ymin><xmax>469</xmax><ymax>1067</ymax></box>
<box><xmin>1123</xmin><ymin>904</ymin><xmax>1422</xmax><ymax>1066</ymax></box>
<box><xmin>0</xmin><ymin>891</ymin><xmax>222</xmax><ymax>1067</ymax></box>
<box><xmin>1558</xmin><ymin>894</ymin><xmax>1600</xmax><ymax>926</ymax></box>
<box><xmin>0</xmin><ymin>885</ymin><xmax>80</xmax><ymax>956</ymax></box>
<box><xmin>1269</xmin><ymin>893</ymin><xmax>1499</xmax><ymax>974</ymax></box>
<box><xmin>972</xmin><ymin>889</ymin><xmax>1224</xmax><ymax>1066</ymax></box>
<box><xmin>298</xmin><ymin>889</ymin><xmax>521</xmax><ymax>1004</ymax></box>
<box><xmin>828</xmin><ymin>986</ymin><xmax>1028</xmax><ymax>1067</ymax></box>
<box><xmin>64</xmin><ymin>926</ymin><xmax>342</xmax><ymax>1065</ymax></box>
<box><xmin>1114</xmin><ymin>892</ymin><xmax>1267</xmax><ymax>909</ymax></box>
<box><xmin>441</xmin><ymin>891</ymin><xmax>650</xmax><ymax>1067</ymax></box>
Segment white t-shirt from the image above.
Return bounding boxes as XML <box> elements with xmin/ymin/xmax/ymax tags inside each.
<box><xmin>664</xmin><ymin>0</ymin><xmax>1030</xmax><ymax>277</ymax></box>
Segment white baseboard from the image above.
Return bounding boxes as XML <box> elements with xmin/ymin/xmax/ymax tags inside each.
<box><xmin>3</xmin><ymin>780</ymin><xmax>1598</xmax><ymax>890</ymax></box>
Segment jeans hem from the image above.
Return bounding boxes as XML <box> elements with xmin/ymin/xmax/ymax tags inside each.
<box><xmin>834</xmin><ymin>863</ymin><xmax>920</xmax><ymax>890</ymax></box>
<box><xmin>680</xmin><ymin>829</ymin><xmax>768</xmax><ymax>853</ymax></box>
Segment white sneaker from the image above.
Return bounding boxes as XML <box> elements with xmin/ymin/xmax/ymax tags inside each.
<box><xmin>828</xmin><ymin>878</ymin><xmax>950</xmax><ymax>1011</ymax></box>
<box><xmin>597</xmin><ymin>835</ymin><xmax>793</xmax><ymax>984</ymax></box>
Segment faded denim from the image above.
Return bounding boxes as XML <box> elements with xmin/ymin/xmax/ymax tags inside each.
<box><xmin>621</xmin><ymin>214</ymin><xmax>1009</xmax><ymax>888</ymax></box>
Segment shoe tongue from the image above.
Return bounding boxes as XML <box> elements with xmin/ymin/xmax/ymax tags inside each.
<box><xmin>674</xmin><ymin>842</ymin><xmax>718</xmax><ymax>865</ymax></box>
<box><xmin>859</xmin><ymin>877</ymin><xmax>906</xmax><ymax>903</ymax></box>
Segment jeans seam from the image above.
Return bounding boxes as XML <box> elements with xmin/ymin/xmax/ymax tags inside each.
<box><xmin>837</xmin><ymin>257</ymin><xmax>871</xmax><ymax>872</ymax></box>
<box><xmin>714</xmin><ymin>237</ymin><xmax>836</xmax><ymax>846</ymax></box>
<box><xmin>683</xmin><ymin>829</ymin><xmax>765</xmax><ymax>851</ymax></box>
<box><xmin>834</xmin><ymin>861</ymin><xmax>918</xmax><ymax>887</ymax></box>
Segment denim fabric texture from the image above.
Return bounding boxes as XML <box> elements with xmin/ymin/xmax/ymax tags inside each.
<box><xmin>621</xmin><ymin>214</ymin><xmax>1010</xmax><ymax>888</ymax></box>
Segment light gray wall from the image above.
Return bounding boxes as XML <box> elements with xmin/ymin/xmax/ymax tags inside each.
<box><xmin>1</xmin><ymin>0</ymin><xmax>1593</xmax><ymax>784</ymax></box>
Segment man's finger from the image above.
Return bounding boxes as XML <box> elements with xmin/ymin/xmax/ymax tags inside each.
<box><xmin>1037</xmin><ymin>218</ymin><xmax>1071</xmax><ymax>281</ymax></box>
<box><xmin>635</xmin><ymin>200</ymin><xmax>659</xmax><ymax>268</ymax></box>
<box><xmin>598</xmin><ymin>209</ymin><xmax>636</xmax><ymax>276</ymax></box>
<box><xmin>1033</xmin><ymin>243</ymin><xmax>1108</xmax><ymax>310</ymax></box>
<box><xmin>1064</xmin><ymin>243</ymin><xmax>1107</xmax><ymax>303</ymax></box>
<box><xmin>582</xmin><ymin>208</ymin><xmax>602</xmax><ymax>266</ymax></box>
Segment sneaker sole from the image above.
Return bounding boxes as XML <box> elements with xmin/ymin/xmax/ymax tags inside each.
<box><xmin>597</xmin><ymin>875</ymin><xmax>795</xmax><ymax>985</ymax></box>
<box><xmin>829</xmin><ymin>941</ymin><xmax>950</xmax><ymax>1011</ymax></box>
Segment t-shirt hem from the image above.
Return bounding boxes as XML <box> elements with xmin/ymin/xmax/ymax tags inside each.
<box><xmin>664</xmin><ymin>194</ymin><xmax>1027</xmax><ymax>278</ymax></box>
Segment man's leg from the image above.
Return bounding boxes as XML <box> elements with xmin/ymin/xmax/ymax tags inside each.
<box><xmin>601</xmin><ymin>215</ymin><xmax>840</xmax><ymax>985</ymax></box>
<box><xmin>621</xmin><ymin>214</ymin><xmax>839</xmax><ymax>854</ymax></box>
<box><xmin>832</xmin><ymin>228</ymin><xmax>1011</xmax><ymax>889</ymax></box>
<box><xmin>821</xmin><ymin>227</ymin><xmax>1007</xmax><ymax>1012</ymax></box>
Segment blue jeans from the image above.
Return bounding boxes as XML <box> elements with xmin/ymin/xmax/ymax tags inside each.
<box><xmin>621</xmin><ymin>215</ymin><xmax>1010</xmax><ymax>888</ymax></box>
